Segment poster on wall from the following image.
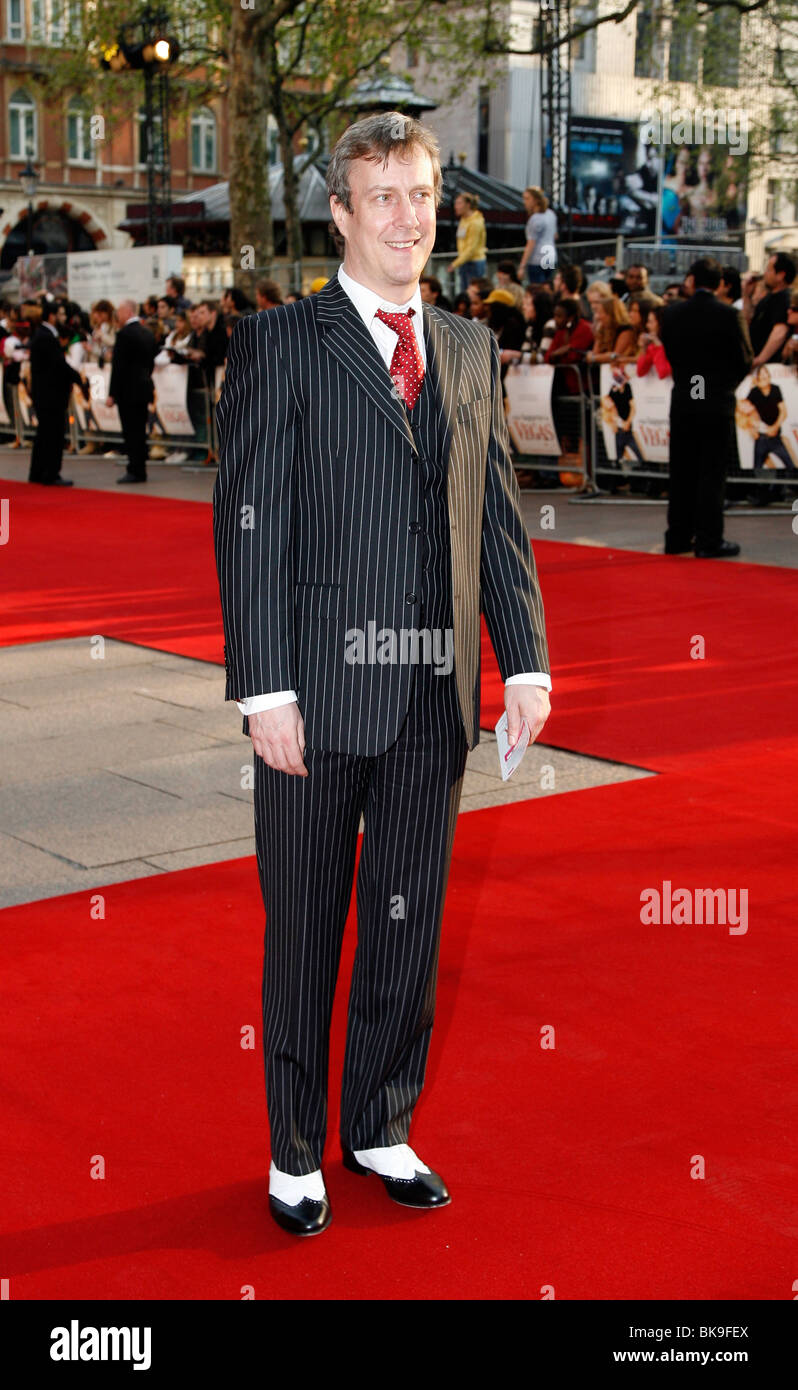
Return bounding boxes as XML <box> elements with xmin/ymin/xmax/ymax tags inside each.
<box><xmin>568</xmin><ymin>115</ymin><xmax>748</xmax><ymax>245</ymax></box>
<box><xmin>599</xmin><ymin>363</ymin><xmax>671</xmax><ymax>465</ymax></box>
<box><xmin>504</xmin><ymin>364</ymin><xmax>561</xmax><ymax>456</ymax></box>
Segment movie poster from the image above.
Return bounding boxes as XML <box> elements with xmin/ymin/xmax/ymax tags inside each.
<box><xmin>568</xmin><ymin>115</ymin><xmax>748</xmax><ymax>245</ymax></box>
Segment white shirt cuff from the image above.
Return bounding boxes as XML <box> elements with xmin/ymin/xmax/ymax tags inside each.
<box><xmin>236</xmin><ymin>690</ymin><xmax>297</xmax><ymax>714</ymax></box>
<box><xmin>505</xmin><ymin>672</ymin><xmax>552</xmax><ymax>692</ymax></box>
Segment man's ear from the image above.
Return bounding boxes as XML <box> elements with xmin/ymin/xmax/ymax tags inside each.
<box><xmin>329</xmin><ymin>196</ymin><xmax>348</xmax><ymax>239</ymax></box>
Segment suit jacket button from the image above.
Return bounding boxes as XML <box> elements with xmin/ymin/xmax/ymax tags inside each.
<box><xmin>405</xmin><ymin>592</ymin><xmax>417</xmax><ymax>604</ymax></box>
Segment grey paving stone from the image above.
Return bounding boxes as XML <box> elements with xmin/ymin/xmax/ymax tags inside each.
<box><xmin>0</xmin><ymin>831</ymin><xmax>163</xmax><ymax>908</ymax></box>
<box><xmin>0</xmin><ymin>636</ymin><xmax>156</xmax><ymax>684</ymax></box>
<box><xmin>0</xmin><ymin>662</ymin><xmax>226</xmax><ymax>710</ymax></box>
<box><xmin>0</xmin><ymin>774</ymin><xmax>253</xmax><ymax>867</ymax></box>
<box><xmin>0</xmin><ymin>691</ymin><xmax>173</xmax><ymax>742</ymax></box>
<box><xmin>0</xmin><ymin>723</ymin><xmax>228</xmax><ymax>788</ymax></box>
<box><xmin>111</xmin><ymin>745</ymin><xmax>255</xmax><ymax>801</ymax></box>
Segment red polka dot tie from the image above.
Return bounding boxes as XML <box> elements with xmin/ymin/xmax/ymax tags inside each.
<box><xmin>375</xmin><ymin>307</ymin><xmax>425</xmax><ymax>409</ymax></box>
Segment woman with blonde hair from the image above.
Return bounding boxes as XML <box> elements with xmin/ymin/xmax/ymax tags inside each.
<box><xmin>586</xmin><ymin>296</ymin><xmax>635</xmax><ymax>363</ymax></box>
<box><xmin>447</xmin><ymin>191</ymin><xmax>487</xmax><ymax>292</ymax></box>
<box><xmin>520</xmin><ymin>186</ymin><xmax>558</xmax><ymax>285</ymax></box>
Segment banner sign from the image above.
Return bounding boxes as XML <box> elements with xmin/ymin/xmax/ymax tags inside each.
<box><xmin>504</xmin><ymin>364</ymin><xmax>561</xmax><ymax>456</ymax></box>
<box><xmin>152</xmin><ymin>363</ymin><xmax>194</xmax><ymax>436</ymax></box>
<box><xmin>72</xmin><ymin>365</ymin><xmax>121</xmax><ymax>434</ymax></box>
<box><xmin>735</xmin><ymin>366</ymin><xmax>798</xmax><ymax>472</ymax></box>
<box><xmin>599</xmin><ymin>362</ymin><xmax>798</xmax><ymax>471</ymax></box>
<box><xmin>599</xmin><ymin>363</ymin><xmax>671</xmax><ymax>464</ymax></box>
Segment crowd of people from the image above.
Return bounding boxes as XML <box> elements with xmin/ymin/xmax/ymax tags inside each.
<box><xmin>0</xmin><ymin>274</ymin><xmax>332</xmax><ymax>482</ymax></box>
<box><xmin>4</xmin><ymin>239</ymin><xmax>797</xmax><ymax>505</ymax></box>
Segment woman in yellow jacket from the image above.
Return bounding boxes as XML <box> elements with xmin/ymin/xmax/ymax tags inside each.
<box><xmin>447</xmin><ymin>192</ymin><xmax>487</xmax><ymax>294</ymax></box>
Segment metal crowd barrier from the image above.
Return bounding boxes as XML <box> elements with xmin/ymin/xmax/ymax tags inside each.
<box><xmin>507</xmin><ymin>361</ymin><xmax>595</xmax><ymax>492</ymax></box>
<box><xmin>7</xmin><ymin>381</ymin><xmax>218</xmax><ymax>466</ymax></box>
<box><xmin>508</xmin><ymin>362</ymin><xmax>798</xmax><ymax>498</ymax></box>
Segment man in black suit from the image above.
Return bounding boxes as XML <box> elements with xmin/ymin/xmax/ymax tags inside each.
<box><xmin>659</xmin><ymin>256</ymin><xmax>753</xmax><ymax>558</ymax></box>
<box><xmin>28</xmin><ymin>299</ymin><xmax>88</xmax><ymax>487</ymax></box>
<box><xmin>106</xmin><ymin>299</ymin><xmax>157</xmax><ymax>484</ymax></box>
<box><xmin>214</xmin><ymin>113</ymin><xmax>551</xmax><ymax>1237</ymax></box>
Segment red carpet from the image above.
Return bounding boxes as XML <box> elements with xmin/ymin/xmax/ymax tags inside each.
<box><xmin>0</xmin><ymin>480</ymin><xmax>222</xmax><ymax>663</ymax></box>
<box><xmin>2</xmin><ymin>771</ymin><xmax>795</xmax><ymax>1301</ymax></box>
<box><xmin>2</xmin><ymin>476</ymin><xmax>797</xmax><ymax>1298</ymax></box>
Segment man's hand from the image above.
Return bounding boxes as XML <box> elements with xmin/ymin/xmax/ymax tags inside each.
<box><xmin>248</xmin><ymin>701</ymin><xmax>308</xmax><ymax>777</ymax></box>
<box><xmin>505</xmin><ymin>684</ymin><xmax>550</xmax><ymax>750</ymax></box>
<box><xmin>105</xmin><ymin>395</ymin><xmax>114</xmax><ymax>407</ymax></box>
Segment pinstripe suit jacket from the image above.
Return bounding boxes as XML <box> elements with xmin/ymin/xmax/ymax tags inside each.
<box><xmin>213</xmin><ymin>275</ymin><xmax>549</xmax><ymax>756</ymax></box>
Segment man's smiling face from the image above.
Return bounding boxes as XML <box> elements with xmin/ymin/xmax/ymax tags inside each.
<box><xmin>330</xmin><ymin>146</ymin><xmax>436</xmax><ymax>304</ymax></box>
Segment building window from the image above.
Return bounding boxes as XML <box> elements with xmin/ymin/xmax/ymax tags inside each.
<box><xmin>67</xmin><ymin>99</ymin><xmax>94</xmax><ymax>164</ymax></box>
<box><xmin>267</xmin><ymin>115</ymin><xmax>280</xmax><ymax>168</ymax></box>
<box><xmin>190</xmin><ymin>106</ymin><xmax>216</xmax><ymax>172</ymax></box>
<box><xmin>9</xmin><ymin>89</ymin><xmax>36</xmax><ymax>159</ymax></box>
<box><xmin>634</xmin><ymin>1</ymin><xmax>656</xmax><ymax>79</ymax></box>
<box><xmin>137</xmin><ymin>108</ymin><xmax>165</xmax><ymax>168</ymax></box>
<box><xmin>702</xmin><ymin>9</ymin><xmax>740</xmax><ymax>87</ymax></box>
<box><xmin>30</xmin><ymin>0</ymin><xmax>75</xmax><ymax>45</ymax></box>
<box><xmin>765</xmin><ymin>180</ymin><xmax>779</xmax><ymax>225</ymax></box>
<box><xmin>7</xmin><ymin>0</ymin><xmax>24</xmax><ymax>40</ymax></box>
<box><xmin>668</xmin><ymin>10</ymin><xmax>699</xmax><ymax>83</ymax></box>
<box><xmin>570</xmin><ymin>2</ymin><xmax>597</xmax><ymax>71</ymax></box>
<box><xmin>477</xmin><ymin>86</ymin><xmax>489</xmax><ymax>173</ymax></box>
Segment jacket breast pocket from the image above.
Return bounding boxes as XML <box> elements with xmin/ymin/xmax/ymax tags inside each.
<box><xmin>456</xmin><ymin>396</ymin><xmax>492</xmax><ymax>424</ymax></box>
<box><xmin>294</xmin><ymin>582</ymin><xmax>342</xmax><ymax>620</ymax></box>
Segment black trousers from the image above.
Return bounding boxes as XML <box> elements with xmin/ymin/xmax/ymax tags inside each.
<box><xmin>253</xmin><ymin>653</ymin><xmax>468</xmax><ymax>1175</ymax></box>
<box><xmin>29</xmin><ymin>403</ymin><xmax>68</xmax><ymax>483</ymax></box>
<box><xmin>666</xmin><ymin>404</ymin><xmax>735</xmax><ymax>552</ymax></box>
<box><xmin>117</xmin><ymin>399</ymin><xmax>149</xmax><ymax>479</ymax></box>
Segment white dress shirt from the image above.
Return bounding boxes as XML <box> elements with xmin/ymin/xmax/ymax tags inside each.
<box><xmin>237</xmin><ymin>264</ymin><xmax>551</xmax><ymax>715</ymax></box>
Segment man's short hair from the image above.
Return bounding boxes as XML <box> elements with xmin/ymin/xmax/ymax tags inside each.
<box><xmin>468</xmin><ymin>277</ymin><xmax>492</xmax><ymax>301</ymax></box>
<box><xmin>167</xmin><ymin>274</ymin><xmax>185</xmax><ymax>296</ymax></box>
<box><xmin>558</xmin><ymin>264</ymin><xmax>583</xmax><ymax>294</ymax></box>
<box><xmin>625</xmin><ymin>262</ymin><xmax>648</xmax><ymax>280</ymax></box>
<box><xmin>327</xmin><ymin>111</ymin><xmax>442</xmax><ymax>214</ymax></box>
<box><xmin>720</xmin><ymin>265</ymin><xmax>742</xmax><ymax>301</ymax></box>
<box><xmin>420</xmin><ymin>275</ymin><xmax>443</xmax><ymax>297</ymax></box>
<box><xmin>771</xmin><ymin>252</ymin><xmax>797</xmax><ymax>285</ymax></box>
<box><xmin>256</xmin><ymin>280</ymin><xmax>283</xmax><ymax>305</ymax></box>
<box><xmin>200</xmin><ymin>298</ymin><xmax>219</xmax><ymax>315</ymax></box>
<box><xmin>688</xmin><ymin>257</ymin><xmax>722</xmax><ymax>291</ymax></box>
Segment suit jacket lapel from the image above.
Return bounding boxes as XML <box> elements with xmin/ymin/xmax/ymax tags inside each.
<box><xmin>316</xmin><ymin>276</ymin><xmax>418</xmax><ymax>453</ymax></box>
<box><xmin>422</xmin><ymin>303</ymin><xmax>462</xmax><ymax>473</ymax></box>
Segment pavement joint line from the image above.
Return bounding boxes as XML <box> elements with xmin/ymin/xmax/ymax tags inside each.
<box><xmin>133</xmin><ymin>692</ymin><xmax>205</xmax><ymax>710</ymax></box>
<box><xmin>153</xmin><ymin>719</ymin><xmax>237</xmax><ymax>744</ymax></box>
<box><xmin>105</xmin><ymin>771</ymin><xmax>186</xmax><ymax>801</ymax></box>
<box><xmin>1</xmin><ymin>831</ymin><xmax>89</xmax><ymax>870</ymax></box>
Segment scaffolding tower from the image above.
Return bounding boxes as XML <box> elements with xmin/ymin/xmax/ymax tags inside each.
<box><xmin>539</xmin><ymin>0</ymin><xmax>572</xmax><ymax>228</ymax></box>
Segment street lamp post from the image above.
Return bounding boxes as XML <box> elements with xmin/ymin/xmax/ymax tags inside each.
<box><xmin>100</xmin><ymin>7</ymin><xmax>180</xmax><ymax>245</ymax></box>
<box><xmin>20</xmin><ymin>161</ymin><xmax>39</xmax><ymax>256</ymax></box>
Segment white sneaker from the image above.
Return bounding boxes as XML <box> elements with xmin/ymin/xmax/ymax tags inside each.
<box><xmin>164</xmin><ymin>450</ymin><xmax>189</xmax><ymax>463</ymax></box>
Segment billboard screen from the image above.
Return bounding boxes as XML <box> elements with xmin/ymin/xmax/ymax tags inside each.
<box><xmin>568</xmin><ymin>116</ymin><xmax>748</xmax><ymax>245</ymax></box>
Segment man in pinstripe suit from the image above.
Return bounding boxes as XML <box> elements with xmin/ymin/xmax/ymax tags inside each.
<box><xmin>213</xmin><ymin>113</ymin><xmax>551</xmax><ymax>1237</ymax></box>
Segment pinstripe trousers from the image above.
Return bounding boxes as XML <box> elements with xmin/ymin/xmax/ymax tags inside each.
<box><xmin>254</xmin><ymin>655</ymin><xmax>467</xmax><ymax>1174</ymax></box>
